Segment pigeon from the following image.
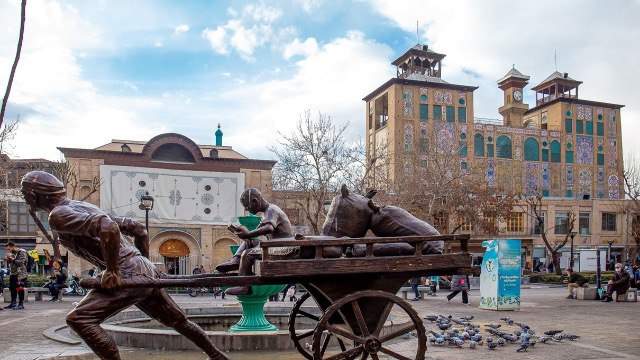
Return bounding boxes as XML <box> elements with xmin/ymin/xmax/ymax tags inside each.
<box><xmin>427</xmin><ymin>335</ymin><xmax>437</xmax><ymax>343</ymax></box>
<box><xmin>552</xmin><ymin>334</ymin><xmax>564</xmax><ymax>342</ymax></box>
<box><xmin>403</xmin><ymin>333</ymin><xmax>410</xmax><ymax>340</ymax></box>
<box><xmin>500</xmin><ymin>317</ymin><xmax>514</xmax><ymax>325</ymax></box>
<box><xmin>514</xmin><ymin>330</ymin><xmax>522</xmax><ymax>336</ymax></box>
<box><xmin>497</xmin><ymin>338</ymin><xmax>506</xmax><ymax>346</ymax></box>
<box><xmin>486</xmin><ymin>323</ymin><xmax>502</xmax><ymax>329</ymax></box>
<box><xmin>461</xmin><ymin>332</ymin><xmax>470</xmax><ymax>340</ymax></box>
<box><xmin>452</xmin><ymin>328</ymin><xmax>460</xmax><ymax>333</ymax></box>
<box><xmin>517</xmin><ymin>343</ymin><xmax>529</xmax><ymax>352</ymax></box>
<box><xmin>508</xmin><ymin>335</ymin><xmax>519</xmax><ymax>342</ymax></box>
<box><xmin>438</xmin><ymin>323</ymin><xmax>451</xmax><ymax>331</ymax></box>
<box><xmin>561</xmin><ymin>334</ymin><xmax>580</xmax><ymax>341</ymax></box>
<box><xmin>515</xmin><ymin>322</ymin><xmax>530</xmax><ymax>330</ymax></box>
<box><xmin>451</xmin><ymin>338</ymin><xmax>464</xmax><ymax>347</ymax></box>
<box><xmin>471</xmin><ymin>334</ymin><xmax>483</xmax><ymax>342</ymax></box>
<box><xmin>424</xmin><ymin>315</ymin><xmax>439</xmax><ymax>322</ymax></box>
<box><xmin>469</xmin><ymin>340</ymin><xmax>477</xmax><ymax>349</ymax></box>
<box><xmin>529</xmin><ymin>339</ymin><xmax>537</xmax><ymax>347</ymax></box>
<box><xmin>460</xmin><ymin>315</ymin><xmax>474</xmax><ymax>321</ymax></box>
<box><xmin>486</xmin><ymin>337</ymin><xmax>493</xmax><ymax>343</ymax></box>
<box><xmin>538</xmin><ymin>336</ymin><xmax>550</xmax><ymax>344</ymax></box>
<box><xmin>544</xmin><ymin>330</ymin><xmax>563</xmax><ymax>336</ymax></box>
<box><xmin>487</xmin><ymin>342</ymin><xmax>498</xmax><ymax>350</ymax></box>
<box><xmin>435</xmin><ymin>337</ymin><xmax>445</xmax><ymax>345</ymax></box>
<box><xmin>527</xmin><ymin>329</ymin><xmax>536</xmax><ymax>335</ymax></box>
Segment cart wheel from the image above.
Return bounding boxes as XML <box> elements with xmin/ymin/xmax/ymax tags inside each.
<box><xmin>289</xmin><ymin>293</ymin><xmax>353</xmax><ymax>359</ymax></box>
<box><xmin>312</xmin><ymin>290</ymin><xmax>426</xmax><ymax>360</ymax></box>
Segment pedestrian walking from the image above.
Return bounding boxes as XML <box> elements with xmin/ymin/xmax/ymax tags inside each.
<box><xmin>410</xmin><ymin>277</ymin><xmax>422</xmax><ymax>301</ymax></box>
<box><xmin>4</xmin><ymin>242</ymin><xmax>28</xmax><ymax>310</ymax></box>
<box><xmin>447</xmin><ymin>274</ymin><xmax>469</xmax><ymax>304</ymax></box>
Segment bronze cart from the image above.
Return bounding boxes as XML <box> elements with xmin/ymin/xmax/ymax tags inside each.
<box><xmin>83</xmin><ymin>234</ymin><xmax>473</xmax><ymax>360</ymax></box>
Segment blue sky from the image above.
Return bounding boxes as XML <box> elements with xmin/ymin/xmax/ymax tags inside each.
<box><xmin>1</xmin><ymin>0</ymin><xmax>639</xmax><ymax>162</ymax></box>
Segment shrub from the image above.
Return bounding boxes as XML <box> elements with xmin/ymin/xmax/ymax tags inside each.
<box><xmin>530</xmin><ymin>272</ymin><xmax>615</xmax><ymax>284</ymax></box>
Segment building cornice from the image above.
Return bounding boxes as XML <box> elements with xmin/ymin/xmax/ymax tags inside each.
<box><xmin>363</xmin><ymin>78</ymin><xmax>478</xmax><ymax>102</ymax></box>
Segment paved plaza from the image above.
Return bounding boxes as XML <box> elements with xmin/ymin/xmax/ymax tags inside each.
<box><xmin>0</xmin><ymin>286</ymin><xmax>638</xmax><ymax>360</ymax></box>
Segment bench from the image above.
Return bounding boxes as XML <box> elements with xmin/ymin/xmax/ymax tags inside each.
<box><xmin>29</xmin><ymin>287</ymin><xmax>53</xmax><ymax>301</ymax></box>
<box><xmin>616</xmin><ymin>289</ymin><xmax>638</xmax><ymax>302</ymax></box>
<box><xmin>576</xmin><ymin>287</ymin><xmax>598</xmax><ymax>300</ymax></box>
<box><xmin>400</xmin><ymin>286</ymin><xmax>428</xmax><ymax>300</ymax></box>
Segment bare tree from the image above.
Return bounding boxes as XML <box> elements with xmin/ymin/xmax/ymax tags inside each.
<box><xmin>0</xmin><ymin>0</ymin><xmax>27</xmax><ymax>128</ymax></box>
<box><xmin>52</xmin><ymin>159</ymin><xmax>101</xmax><ymax>201</ymax></box>
<box><xmin>519</xmin><ymin>192</ymin><xmax>576</xmax><ymax>275</ymax></box>
<box><xmin>269</xmin><ymin>111</ymin><xmax>381</xmax><ymax>234</ymax></box>
<box><xmin>623</xmin><ymin>151</ymin><xmax>640</xmax><ymax>264</ymax></box>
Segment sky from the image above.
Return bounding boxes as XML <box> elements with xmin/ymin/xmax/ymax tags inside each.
<box><xmin>1</xmin><ymin>0</ymin><xmax>639</xmax><ymax>162</ymax></box>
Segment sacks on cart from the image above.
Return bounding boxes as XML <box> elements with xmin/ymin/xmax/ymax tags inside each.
<box><xmin>348</xmin><ymin>201</ymin><xmax>443</xmax><ymax>257</ymax></box>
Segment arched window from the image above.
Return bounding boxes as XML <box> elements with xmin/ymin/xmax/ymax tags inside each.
<box><xmin>121</xmin><ymin>144</ymin><xmax>131</xmax><ymax>153</ymax></box>
<box><xmin>496</xmin><ymin>135</ymin><xmax>512</xmax><ymax>159</ymax></box>
<box><xmin>151</xmin><ymin>143</ymin><xmax>196</xmax><ymax>163</ymax></box>
<box><xmin>550</xmin><ymin>140</ymin><xmax>561</xmax><ymax>163</ymax></box>
<box><xmin>524</xmin><ymin>137</ymin><xmax>539</xmax><ymax>161</ymax></box>
<box><xmin>209</xmin><ymin>149</ymin><xmax>219</xmax><ymax>158</ymax></box>
<box><xmin>474</xmin><ymin>133</ymin><xmax>484</xmax><ymax>157</ymax></box>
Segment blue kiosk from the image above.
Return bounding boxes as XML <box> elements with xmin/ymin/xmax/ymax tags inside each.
<box><xmin>479</xmin><ymin>239</ymin><xmax>522</xmax><ymax>311</ymax></box>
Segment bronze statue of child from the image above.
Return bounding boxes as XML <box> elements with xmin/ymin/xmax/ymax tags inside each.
<box><xmin>223</xmin><ymin>188</ymin><xmax>295</xmax><ymax>295</ymax></box>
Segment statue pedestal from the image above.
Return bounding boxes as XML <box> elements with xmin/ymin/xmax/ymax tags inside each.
<box><xmin>227</xmin><ymin>215</ymin><xmax>286</xmax><ymax>332</ymax></box>
<box><xmin>228</xmin><ymin>284</ymin><xmax>286</xmax><ymax>332</ymax></box>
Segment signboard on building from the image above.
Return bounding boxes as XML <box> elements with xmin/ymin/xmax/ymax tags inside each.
<box><xmin>100</xmin><ymin>165</ymin><xmax>245</xmax><ymax>225</ymax></box>
<box><xmin>480</xmin><ymin>239</ymin><xmax>522</xmax><ymax>311</ymax></box>
<box><xmin>578</xmin><ymin>250</ymin><xmax>607</xmax><ymax>272</ymax></box>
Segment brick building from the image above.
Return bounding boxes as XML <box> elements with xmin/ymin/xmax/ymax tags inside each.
<box><xmin>363</xmin><ymin>44</ymin><xmax>634</xmax><ymax>268</ymax></box>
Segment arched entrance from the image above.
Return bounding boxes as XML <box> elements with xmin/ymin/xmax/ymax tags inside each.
<box><xmin>159</xmin><ymin>239</ymin><xmax>190</xmax><ymax>275</ymax></box>
<box><xmin>212</xmin><ymin>238</ymin><xmax>239</xmax><ymax>268</ymax></box>
<box><xmin>150</xmin><ymin>230</ymin><xmax>201</xmax><ymax>275</ymax></box>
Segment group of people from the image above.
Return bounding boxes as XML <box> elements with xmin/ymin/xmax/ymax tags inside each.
<box><xmin>563</xmin><ymin>263</ymin><xmax>640</xmax><ymax>302</ymax></box>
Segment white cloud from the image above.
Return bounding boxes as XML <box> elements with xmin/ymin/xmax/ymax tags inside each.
<box><xmin>221</xmin><ymin>72</ymin><xmax>231</xmax><ymax>77</ymax></box>
<box><xmin>283</xmin><ymin>37</ymin><xmax>319</xmax><ymax>60</ymax></box>
<box><xmin>201</xmin><ymin>26</ymin><xmax>228</xmax><ymax>55</ymax></box>
<box><xmin>296</xmin><ymin>0</ymin><xmax>325</xmax><ymax>13</ymax></box>
<box><xmin>201</xmin><ymin>30</ymin><xmax>395</xmax><ymax>155</ymax></box>
<box><xmin>201</xmin><ymin>2</ymin><xmax>288</xmax><ymax>61</ymax></box>
<box><xmin>369</xmin><ymin>0</ymin><xmax>640</xmax><ymax>158</ymax></box>
<box><xmin>174</xmin><ymin>24</ymin><xmax>189</xmax><ymax>34</ymax></box>
<box><xmin>0</xmin><ymin>0</ymin><xmax>160</xmax><ymax>160</ymax></box>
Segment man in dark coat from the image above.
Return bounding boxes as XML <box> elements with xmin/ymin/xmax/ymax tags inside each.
<box><xmin>602</xmin><ymin>263</ymin><xmax>630</xmax><ymax>302</ymax></box>
<box><xmin>20</xmin><ymin>171</ymin><xmax>228</xmax><ymax>360</ymax></box>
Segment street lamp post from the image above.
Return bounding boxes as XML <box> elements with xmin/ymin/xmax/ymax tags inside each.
<box><xmin>569</xmin><ymin>232</ymin><xmax>577</xmax><ymax>269</ymax></box>
<box><xmin>139</xmin><ymin>191</ymin><xmax>154</xmax><ymax>232</ymax></box>
<box><xmin>606</xmin><ymin>239</ymin><xmax>615</xmax><ymax>269</ymax></box>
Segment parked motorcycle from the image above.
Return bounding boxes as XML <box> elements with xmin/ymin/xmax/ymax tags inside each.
<box><xmin>68</xmin><ymin>274</ymin><xmax>87</xmax><ymax>296</ymax></box>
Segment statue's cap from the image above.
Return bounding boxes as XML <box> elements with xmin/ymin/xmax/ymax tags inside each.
<box><xmin>20</xmin><ymin>171</ymin><xmax>66</xmax><ymax>195</ymax></box>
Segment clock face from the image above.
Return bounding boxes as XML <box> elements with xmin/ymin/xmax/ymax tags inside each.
<box><xmin>513</xmin><ymin>90</ymin><xmax>523</xmax><ymax>102</ymax></box>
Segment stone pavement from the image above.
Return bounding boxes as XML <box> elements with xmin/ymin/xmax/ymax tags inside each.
<box><xmin>0</xmin><ymin>287</ymin><xmax>638</xmax><ymax>359</ymax></box>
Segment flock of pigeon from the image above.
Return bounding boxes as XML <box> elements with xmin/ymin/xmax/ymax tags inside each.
<box><xmin>422</xmin><ymin>315</ymin><xmax>580</xmax><ymax>352</ymax></box>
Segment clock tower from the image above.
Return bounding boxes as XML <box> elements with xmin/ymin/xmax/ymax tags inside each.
<box><xmin>498</xmin><ymin>66</ymin><xmax>530</xmax><ymax>127</ymax></box>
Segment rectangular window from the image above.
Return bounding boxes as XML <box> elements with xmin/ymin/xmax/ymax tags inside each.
<box><xmin>532</xmin><ymin>211</ymin><xmax>546</xmax><ymax>235</ymax></box>
<box><xmin>433</xmin><ymin>105</ymin><xmax>442</xmax><ymax>120</ymax></box>
<box><xmin>419</xmin><ymin>139</ymin><xmax>428</xmax><ymax>152</ymax></box>
<box><xmin>586</xmin><ymin>121</ymin><xmax>593</xmax><ymax>135</ymax></box>
<box><xmin>459</xmin><ymin>143</ymin><xmax>467</xmax><ymax>156</ymax></box>
<box><xmin>458</xmin><ymin>107</ymin><xmax>467</xmax><ymax>123</ymax></box>
<box><xmin>507</xmin><ymin>213</ymin><xmax>524</xmax><ymax>233</ymax></box>
<box><xmin>565</xmin><ymin>119</ymin><xmax>572</xmax><ymax>133</ymax></box>
<box><xmin>446</xmin><ymin>106</ymin><xmax>455</xmax><ymax>122</ymax></box>
<box><xmin>579</xmin><ymin>212</ymin><xmax>590</xmax><ymax>234</ymax></box>
<box><xmin>566</xmin><ymin>151</ymin><xmax>574</xmax><ymax>163</ymax></box>
<box><xmin>8</xmin><ymin>202</ymin><xmax>37</xmax><ymax>233</ymax></box>
<box><xmin>487</xmin><ymin>144</ymin><xmax>494</xmax><ymax>157</ymax></box>
<box><xmin>419</xmin><ymin>104</ymin><xmax>428</xmax><ymax>120</ymax></box>
<box><xmin>542</xmin><ymin>189</ymin><xmax>550</xmax><ymax>197</ymax></box>
<box><xmin>554</xmin><ymin>211</ymin><xmax>570</xmax><ymax>234</ymax></box>
<box><xmin>576</xmin><ymin>120</ymin><xmax>583</xmax><ymax>134</ymax></box>
<box><xmin>597</xmin><ymin>153</ymin><xmax>604</xmax><ymax>166</ymax></box>
<box><xmin>566</xmin><ymin>189</ymin><xmax>573</xmax><ymax>198</ymax></box>
<box><xmin>596</xmin><ymin>122</ymin><xmax>604</xmax><ymax>136</ymax></box>
<box><xmin>541</xmin><ymin>149</ymin><xmax>549</xmax><ymax>162</ymax></box>
<box><xmin>602</xmin><ymin>212</ymin><xmax>616</xmax><ymax>231</ymax></box>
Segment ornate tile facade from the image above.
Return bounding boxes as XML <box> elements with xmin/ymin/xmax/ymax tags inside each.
<box><xmin>403</xmin><ymin>89</ymin><xmax>413</xmax><ymax>116</ymax></box>
<box><xmin>576</xmin><ymin>136</ymin><xmax>593</xmax><ymax>165</ymax></box>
